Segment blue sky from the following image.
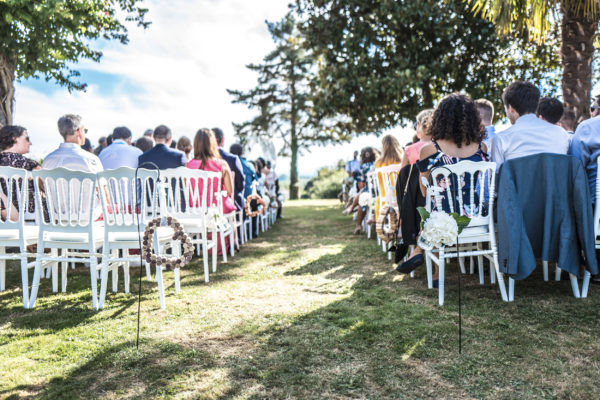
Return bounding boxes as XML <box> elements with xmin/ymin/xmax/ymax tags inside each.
<box><xmin>13</xmin><ymin>0</ymin><xmax>413</xmax><ymax>176</ymax></box>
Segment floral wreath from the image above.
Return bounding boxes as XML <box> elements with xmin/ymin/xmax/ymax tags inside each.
<box><xmin>245</xmin><ymin>193</ymin><xmax>267</xmax><ymax>217</ymax></box>
<box><xmin>143</xmin><ymin>216</ymin><xmax>194</xmax><ymax>270</ymax></box>
<box><xmin>376</xmin><ymin>204</ymin><xmax>398</xmax><ymax>243</ymax></box>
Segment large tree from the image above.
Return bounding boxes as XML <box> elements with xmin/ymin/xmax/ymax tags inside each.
<box><xmin>228</xmin><ymin>16</ymin><xmax>348</xmax><ymax>200</ymax></box>
<box><xmin>294</xmin><ymin>0</ymin><xmax>561</xmax><ymax>133</ymax></box>
<box><xmin>469</xmin><ymin>0</ymin><xmax>600</xmax><ymax>121</ymax></box>
<box><xmin>0</xmin><ymin>0</ymin><xmax>149</xmax><ymax>126</ymax></box>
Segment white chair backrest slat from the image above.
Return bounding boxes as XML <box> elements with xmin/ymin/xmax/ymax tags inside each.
<box><xmin>0</xmin><ymin>166</ymin><xmax>28</xmax><ymax>228</ymax></box>
<box><xmin>375</xmin><ymin>163</ymin><xmax>402</xmax><ymax>208</ymax></box>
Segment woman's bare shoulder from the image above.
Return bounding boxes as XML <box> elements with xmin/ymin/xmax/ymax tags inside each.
<box><xmin>419</xmin><ymin>142</ymin><xmax>437</xmax><ymax>160</ymax></box>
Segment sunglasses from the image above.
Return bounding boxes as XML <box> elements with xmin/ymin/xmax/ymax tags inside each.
<box><xmin>591</xmin><ymin>106</ymin><xmax>600</xmax><ymax>113</ymax></box>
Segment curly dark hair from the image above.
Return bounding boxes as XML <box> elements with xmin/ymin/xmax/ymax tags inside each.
<box><xmin>0</xmin><ymin>125</ymin><xmax>27</xmax><ymax>151</ymax></box>
<box><xmin>360</xmin><ymin>146</ymin><xmax>376</xmax><ymax>164</ymax></box>
<box><xmin>430</xmin><ymin>94</ymin><xmax>484</xmax><ymax>148</ymax></box>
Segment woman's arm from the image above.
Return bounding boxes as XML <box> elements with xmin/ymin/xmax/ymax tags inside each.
<box><xmin>221</xmin><ymin>161</ymin><xmax>234</xmax><ymax>196</ymax></box>
<box><xmin>418</xmin><ymin>143</ymin><xmax>437</xmax><ymax>198</ymax></box>
<box><xmin>400</xmin><ymin>152</ymin><xmax>409</xmax><ymax>169</ymax></box>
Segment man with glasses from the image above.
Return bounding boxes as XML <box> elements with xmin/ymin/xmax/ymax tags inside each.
<box><xmin>43</xmin><ymin>114</ymin><xmax>103</xmax><ymax>173</ymax></box>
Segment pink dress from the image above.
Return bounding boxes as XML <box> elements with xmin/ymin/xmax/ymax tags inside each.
<box><xmin>405</xmin><ymin>141</ymin><xmax>429</xmax><ymax>165</ymax></box>
<box><xmin>187</xmin><ymin>158</ymin><xmax>237</xmax><ymax>214</ymax></box>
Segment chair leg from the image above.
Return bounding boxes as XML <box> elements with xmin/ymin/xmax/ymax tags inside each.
<box><xmin>20</xmin><ymin>256</ymin><xmax>29</xmax><ymax>308</ymax></box>
<box><xmin>61</xmin><ymin>260</ymin><xmax>68</xmax><ymax>293</ymax></box>
<box><xmin>123</xmin><ymin>262</ymin><xmax>130</xmax><ymax>294</ymax></box>
<box><xmin>508</xmin><ymin>278</ymin><xmax>515</xmax><ymax>302</ymax></box>
<box><xmin>212</xmin><ymin>228</ymin><xmax>218</xmax><ymax>273</ymax></box>
<box><xmin>229</xmin><ymin>230</ymin><xmax>235</xmax><ymax>257</ymax></box>
<box><xmin>477</xmin><ymin>252</ymin><xmax>484</xmax><ymax>285</ymax></box>
<box><xmin>0</xmin><ymin>246</ymin><xmax>5</xmax><ymax>291</ymax></box>
<box><xmin>555</xmin><ymin>265</ymin><xmax>561</xmax><ymax>281</ymax></box>
<box><xmin>174</xmin><ymin>268</ymin><xmax>181</xmax><ymax>293</ymax></box>
<box><xmin>202</xmin><ymin>233</ymin><xmax>209</xmax><ymax>283</ymax></box>
<box><xmin>438</xmin><ymin>251</ymin><xmax>445</xmax><ymax>306</ymax></box>
<box><xmin>582</xmin><ymin>271</ymin><xmax>591</xmax><ymax>298</ymax></box>
<box><xmin>458</xmin><ymin>257</ymin><xmax>466</xmax><ymax>274</ymax></box>
<box><xmin>28</xmin><ymin>259</ymin><xmax>43</xmax><ymax>309</ymax></box>
<box><xmin>156</xmin><ymin>266</ymin><xmax>166</xmax><ymax>310</ymax></box>
<box><xmin>569</xmin><ymin>273</ymin><xmax>581</xmax><ymax>298</ymax></box>
<box><xmin>425</xmin><ymin>252</ymin><xmax>433</xmax><ymax>289</ymax></box>
<box><xmin>89</xmin><ymin>257</ymin><xmax>99</xmax><ymax>310</ymax></box>
<box><xmin>51</xmin><ymin>249</ymin><xmax>58</xmax><ymax>293</ymax></box>
<box><xmin>98</xmin><ymin>259</ymin><xmax>110</xmax><ymax>309</ymax></box>
<box><xmin>542</xmin><ymin>261</ymin><xmax>549</xmax><ymax>282</ymax></box>
<box><xmin>145</xmin><ymin>262</ymin><xmax>152</xmax><ymax>280</ymax></box>
<box><xmin>220</xmin><ymin>230</ymin><xmax>228</xmax><ymax>263</ymax></box>
<box><xmin>492</xmin><ymin>248</ymin><xmax>508</xmax><ymax>302</ymax></box>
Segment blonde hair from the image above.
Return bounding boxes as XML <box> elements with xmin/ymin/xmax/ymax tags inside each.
<box><xmin>377</xmin><ymin>134</ymin><xmax>403</xmax><ymax>166</ymax></box>
<box><xmin>193</xmin><ymin>128</ymin><xmax>220</xmax><ymax>168</ymax></box>
<box><xmin>416</xmin><ymin>108</ymin><xmax>435</xmax><ymax>139</ymax></box>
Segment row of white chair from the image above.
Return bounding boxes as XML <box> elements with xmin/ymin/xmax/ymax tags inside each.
<box><xmin>0</xmin><ymin>166</ymin><xmax>277</xmax><ymax>310</ymax></box>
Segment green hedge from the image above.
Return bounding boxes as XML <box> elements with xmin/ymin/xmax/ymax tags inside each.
<box><xmin>302</xmin><ymin>160</ymin><xmax>347</xmax><ymax>199</ymax></box>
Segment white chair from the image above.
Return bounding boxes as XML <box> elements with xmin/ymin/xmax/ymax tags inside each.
<box><xmin>374</xmin><ymin>164</ymin><xmax>402</xmax><ymax>259</ymax></box>
<box><xmin>424</xmin><ymin>161</ymin><xmax>508</xmax><ymax>305</ymax></box>
<box><xmin>0</xmin><ymin>167</ymin><xmax>38</xmax><ymax>308</ymax></box>
<box><xmin>365</xmin><ymin>171</ymin><xmax>378</xmax><ymax>239</ymax></box>
<box><xmin>157</xmin><ymin>167</ymin><xmax>218</xmax><ymax>282</ymax></box>
<box><xmin>28</xmin><ymin>168</ymin><xmax>105</xmax><ymax>309</ymax></box>
<box><xmin>96</xmin><ymin>167</ymin><xmax>176</xmax><ymax>309</ymax></box>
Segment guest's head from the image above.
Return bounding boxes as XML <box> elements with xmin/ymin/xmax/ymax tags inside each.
<box><xmin>536</xmin><ymin>97</ymin><xmax>564</xmax><ymax>124</ymax></box>
<box><xmin>558</xmin><ymin>109</ymin><xmax>577</xmax><ymax>132</ymax></box>
<box><xmin>0</xmin><ymin>125</ymin><xmax>30</xmax><ymax>154</ymax></box>
<box><xmin>353</xmin><ymin>150</ymin><xmax>358</xmax><ymax>159</ymax></box>
<box><xmin>430</xmin><ymin>94</ymin><xmax>484</xmax><ymax>147</ymax></box>
<box><xmin>170</xmin><ymin>139</ymin><xmax>177</xmax><ymax>149</ymax></box>
<box><xmin>360</xmin><ymin>146</ymin><xmax>376</xmax><ymax>164</ymax></box>
<box><xmin>502</xmin><ymin>81</ymin><xmax>540</xmax><ymax>124</ymax></box>
<box><xmin>416</xmin><ymin>109</ymin><xmax>435</xmax><ymax>139</ymax></box>
<box><xmin>143</xmin><ymin>129</ymin><xmax>154</xmax><ymax>138</ymax></box>
<box><xmin>153</xmin><ymin>125</ymin><xmax>172</xmax><ymax>146</ymax></box>
<box><xmin>475</xmin><ymin>98</ymin><xmax>494</xmax><ymax>127</ymax></box>
<box><xmin>411</xmin><ymin>134</ymin><xmax>419</xmax><ymax>144</ymax></box>
<box><xmin>98</xmin><ymin>136</ymin><xmax>107</xmax><ymax>148</ymax></box>
<box><xmin>106</xmin><ymin>134</ymin><xmax>113</xmax><ymax>146</ymax></box>
<box><xmin>230</xmin><ymin>143</ymin><xmax>243</xmax><ymax>157</ymax></box>
<box><xmin>193</xmin><ymin>128</ymin><xmax>219</xmax><ymax>167</ymax></box>
<box><xmin>177</xmin><ymin>136</ymin><xmax>192</xmax><ymax>158</ymax></box>
<box><xmin>212</xmin><ymin>127</ymin><xmax>225</xmax><ymax>147</ymax></box>
<box><xmin>256</xmin><ymin>157</ymin><xmax>265</xmax><ymax>174</ymax></box>
<box><xmin>378</xmin><ymin>134</ymin><xmax>403</xmax><ymax>165</ymax></box>
<box><xmin>134</xmin><ymin>136</ymin><xmax>153</xmax><ymax>153</ymax></box>
<box><xmin>112</xmin><ymin>126</ymin><xmax>133</xmax><ymax>144</ymax></box>
<box><xmin>57</xmin><ymin>114</ymin><xmax>86</xmax><ymax>145</ymax></box>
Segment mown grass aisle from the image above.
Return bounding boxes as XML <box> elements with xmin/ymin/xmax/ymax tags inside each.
<box><xmin>1</xmin><ymin>199</ymin><xmax>600</xmax><ymax>399</ymax></box>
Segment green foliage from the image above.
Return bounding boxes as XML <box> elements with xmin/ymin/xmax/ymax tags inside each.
<box><xmin>294</xmin><ymin>0</ymin><xmax>561</xmax><ymax>133</ymax></box>
<box><xmin>0</xmin><ymin>0</ymin><xmax>149</xmax><ymax>91</ymax></box>
<box><xmin>302</xmin><ymin>162</ymin><xmax>346</xmax><ymax>199</ymax></box>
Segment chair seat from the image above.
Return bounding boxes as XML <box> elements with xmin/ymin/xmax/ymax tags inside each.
<box><xmin>0</xmin><ymin>225</ymin><xmax>38</xmax><ymax>242</ymax></box>
<box><xmin>108</xmin><ymin>227</ymin><xmax>173</xmax><ymax>243</ymax></box>
<box><xmin>43</xmin><ymin>224</ymin><xmax>104</xmax><ymax>245</ymax></box>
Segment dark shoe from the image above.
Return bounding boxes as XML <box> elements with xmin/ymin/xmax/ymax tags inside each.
<box><xmin>395</xmin><ymin>254</ymin><xmax>424</xmax><ymax>274</ymax></box>
<box><xmin>394</xmin><ymin>243</ymin><xmax>409</xmax><ymax>264</ymax></box>
<box><xmin>432</xmin><ymin>279</ymin><xmax>439</xmax><ymax>289</ymax></box>
<box><xmin>591</xmin><ymin>276</ymin><xmax>600</xmax><ymax>284</ymax></box>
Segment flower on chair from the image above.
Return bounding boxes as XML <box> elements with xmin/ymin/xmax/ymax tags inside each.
<box><xmin>416</xmin><ymin>207</ymin><xmax>470</xmax><ymax>250</ymax></box>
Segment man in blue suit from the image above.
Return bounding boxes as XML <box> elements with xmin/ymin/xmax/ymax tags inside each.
<box><xmin>138</xmin><ymin>125</ymin><xmax>187</xmax><ymax>170</ymax></box>
<box><xmin>213</xmin><ymin>127</ymin><xmax>245</xmax><ymax>211</ymax></box>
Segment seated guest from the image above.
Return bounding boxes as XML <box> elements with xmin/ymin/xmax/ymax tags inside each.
<box><xmin>43</xmin><ymin>114</ymin><xmax>103</xmax><ymax>173</ymax></box>
<box><xmin>373</xmin><ymin>134</ymin><xmax>403</xmax><ymax>222</ymax></box>
<box><xmin>491</xmin><ymin>82</ymin><xmax>569</xmax><ymax>167</ymax></box>
<box><xmin>138</xmin><ymin>125</ymin><xmax>187</xmax><ymax>170</ymax></box>
<box><xmin>213</xmin><ymin>127</ymin><xmax>245</xmax><ymax>211</ymax></box>
<box><xmin>591</xmin><ymin>95</ymin><xmax>600</xmax><ymax>118</ymax></box>
<box><xmin>263</xmin><ymin>161</ymin><xmax>283</xmax><ymax>218</ymax></box>
<box><xmin>397</xmin><ymin>94</ymin><xmax>489</xmax><ymax>284</ymax></box>
<box><xmin>558</xmin><ymin>109</ymin><xmax>577</xmax><ymax>134</ymax></box>
<box><xmin>99</xmin><ymin>126</ymin><xmax>142</xmax><ymax>170</ymax></box>
<box><xmin>135</xmin><ymin>136</ymin><xmax>153</xmax><ymax>153</ymax></box>
<box><xmin>343</xmin><ymin>147</ymin><xmax>376</xmax><ymax>234</ymax></box>
<box><xmin>475</xmin><ymin>98</ymin><xmax>495</xmax><ymax>148</ymax></box>
<box><xmin>229</xmin><ymin>143</ymin><xmax>257</xmax><ymax>198</ymax></box>
<box><xmin>94</xmin><ymin>136</ymin><xmax>107</xmax><ymax>155</ymax></box>
<box><xmin>177</xmin><ymin>136</ymin><xmax>193</xmax><ymax>160</ymax></box>
<box><xmin>537</xmin><ymin>97</ymin><xmax>564</xmax><ymax>125</ymax></box>
<box><xmin>401</xmin><ymin>109</ymin><xmax>434</xmax><ymax>168</ymax></box>
<box><xmin>254</xmin><ymin>157</ymin><xmax>266</xmax><ymax>196</ymax></box>
<box><xmin>569</xmin><ymin>102</ymin><xmax>600</xmax><ymax>206</ymax></box>
<box><xmin>0</xmin><ymin>125</ymin><xmax>41</xmax><ymax>215</ymax></box>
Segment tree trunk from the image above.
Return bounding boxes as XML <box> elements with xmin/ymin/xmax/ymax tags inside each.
<box><xmin>0</xmin><ymin>51</ymin><xmax>15</xmax><ymax>127</ymax></box>
<box><xmin>289</xmin><ymin>74</ymin><xmax>300</xmax><ymax>200</ymax></box>
<box><xmin>560</xmin><ymin>2</ymin><xmax>599</xmax><ymax>123</ymax></box>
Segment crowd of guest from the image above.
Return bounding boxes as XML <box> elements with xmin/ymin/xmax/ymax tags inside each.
<box><xmin>342</xmin><ymin>80</ymin><xmax>600</xmax><ymax>285</ymax></box>
<box><xmin>0</xmin><ymin>117</ymin><xmax>283</xmax><ymax>223</ymax></box>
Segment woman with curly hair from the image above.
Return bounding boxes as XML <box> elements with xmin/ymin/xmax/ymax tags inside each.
<box><xmin>396</xmin><ymin>94</ymin><xmax>488</xmax><ymax>283</ymax></box>
<box><xmin>0</xmin><ymin>125</ymin><xmax>41</xmax><ymax>218</ymax></box>
<box><xmin>343</xmin><ymin>146</ymin><xmax>377</xmax><ymax>234</ymax></box>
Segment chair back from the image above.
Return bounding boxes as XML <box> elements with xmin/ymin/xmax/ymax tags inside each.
<box><xmin>594</xmin><ymin>157</ymin><xmax>600</xmax><ymax>239</ymax></box>
<box><xmin>32</xmin><ymin>168</ymin><xmax>98</xmax><ymax>233</ymax></box>
<box><xmin>367</xmin><ymin>171</ymin><xmax>378</xmax><ymax>200</ymax></box>
<box><xmin>427</xmin><ymin>161</ymin><xmax>496</xmax><ymax>228</ymax></box>
<box><xmin>0</xmin><ymin>166</ymin><xmax>28</xmax><ymax>229</ymax></box>
<box><xmin>375</xmin><ymin>163</ymin><xmax>402</xmax><ymax>210</ymax></box>
<box><xmin>158</xmin><ymin>167</ymin><xmax>210</xmax><ymax>218</ymax></box>
<box><xmin>97</xmin><ymin>167</ymin><xmax>159</xmax><ymax>232</ymax></box>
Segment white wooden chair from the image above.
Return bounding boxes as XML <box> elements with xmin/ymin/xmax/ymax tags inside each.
<box><xmin>0</xmin><ymin>167</ymin><xmax>38</xmax><ymax>308</ymax></box>
<box><xmin>157</xmin><ymin>167</ymin><xmax>218</xmax><ymax>282</ymax></box>
<box><xmin>365</xmin><ymin>171</ymin><xmax>378</xmax><ymax>239</ymax></box>
<box><xmin>28</xmin><ymin>168</ymin><xmax>105</xmax><ymax>309</ymax></box>
<box><xmin>424</xmin><ymin>161</ymin><xmax>508</xmax><ymax>305</ymax></box>
<box><xmin>96</xmin><ymin>167</ymin><xmax>175</xmax><ymax>309</ymax></box>
<box><xmin>374</xmin><ymin>164</ymin><xmax>402</xmax><ymax>259</ymax></box>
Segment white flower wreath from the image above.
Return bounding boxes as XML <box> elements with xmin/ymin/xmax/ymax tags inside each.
<box><xmin>143</xmin><ymin>216</ymin><xmax>194</xmax><ymax>270</ymax></box>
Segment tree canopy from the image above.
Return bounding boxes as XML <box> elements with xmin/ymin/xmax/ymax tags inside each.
<box><xmin>0</xmin><ymin>0</ymin><xmax>149</xmax><ymax>125</ymax></box>
<box><xmin>294</xmin><ymin>0</ymin><xmax>561</xmax><ymax>133</ymax></box>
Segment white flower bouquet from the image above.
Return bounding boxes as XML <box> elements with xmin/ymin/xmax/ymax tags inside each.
<box><xmin>358</xmin><ymin>191</ymin><xmax>372</xmax><ymax>207</ymax></box>
<box><xmin>416</xmin><ymin>207</ymin><xmax>470</xmax><ymax>250</ymax></box>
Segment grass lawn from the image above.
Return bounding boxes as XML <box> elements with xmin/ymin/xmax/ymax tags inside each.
<box><xmin>1</xmin><ymin>199</ymin><xmax>600</xmax><ymax>399</ymax></box>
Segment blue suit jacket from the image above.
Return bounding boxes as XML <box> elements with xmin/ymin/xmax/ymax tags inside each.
<box><xmin>138</xmin><ymin>144</ymin><xmax>187</xmax><ymax>170</ymax></box>
<box><xmin>496</xmin><ymin>153</ymin><xmax>598</xmax><ymax>279</ymax></box>
<box><xmin>219</xmin><ymin>148</ymin><xmax>245</xmax><ymax>210</ymax></box>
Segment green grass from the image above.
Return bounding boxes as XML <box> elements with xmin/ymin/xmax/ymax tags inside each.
<box><xmin>1</xmin><ymin>199</ymin><xmax>600</xmax><ymax>399</ymax></box>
